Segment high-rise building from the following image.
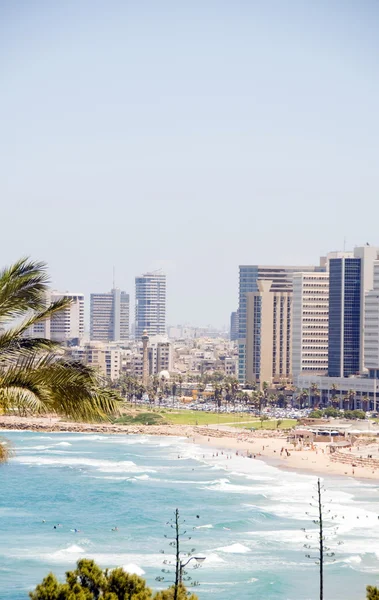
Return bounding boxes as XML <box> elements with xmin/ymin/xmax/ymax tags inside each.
<box><xmin>90</xmin><ymin>289</ymin><xmax>129</xmax><ymax>342</ymax></box>
<box><xmin>292</xmin><ymin>272</ymin><xmax>329</xmax><ymax>378</ymax></box>
<box><xmin>135</xmin><ymin>272</ymin><xmax>166</xmax><ymax>339</ymax></box>
<box><xmin>230</xmin><ymin>310</ymin><xmax>239</xmax><ymax>341</ymax></box>
<box><xmin>364</xmin><ymin>261</ymin><xmax>379</xmax><ymax>378</ymax></box>
<box><xmin>238</xmin><ymin>263</ymin><xmax>325</xmax><ymax>382</ymax></box>
<box><xmin>49</xmin><ymin>292</ymin><xmax>85</xmax><ymax>343</ymax></box>
<box><xmin>245</xmin><ymin>281</ymin><xmax>292</xmax><ymax>388</ymax></box>
<box><xmin>328</xmin><ymin>246</ymin><xmax>379</xmax><ymax>377</ymax></box>
<box><xmin>23</xmin><ymin>291</ymin><xmax>84</xmax><ymax>343</ymax></box>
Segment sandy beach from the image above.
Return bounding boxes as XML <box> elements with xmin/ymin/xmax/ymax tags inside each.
<box><xmin>1</xmin><ymin>415</ymin><xmax>379</xmax><ymax>481</ymax></box>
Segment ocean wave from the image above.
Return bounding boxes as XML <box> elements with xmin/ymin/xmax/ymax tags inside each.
<box><xmin>122</xmin><ymin>563</ymin><xmax>145</xmax><ymax>575</ymax></box>
<box><xmin>12</xmin><ymin>455</ymin><xmax>155</xmax><ymax>473</ymax></box>
<box><xmin>194</xmin><ymin>524</ymin><xmax>213</xmax><ymax>529</ymax></box>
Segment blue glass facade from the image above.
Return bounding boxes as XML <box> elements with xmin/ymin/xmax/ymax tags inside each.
<box><xmin>328</xmin><ymin>258</ymin><xmax>361</xmax><ymax>377</ymax></box>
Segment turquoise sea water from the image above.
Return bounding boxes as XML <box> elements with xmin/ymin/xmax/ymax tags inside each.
<box><xmin>1</xmin><ymin>431</ymin><xmax>379</xmax><ymax>599</ymax></box>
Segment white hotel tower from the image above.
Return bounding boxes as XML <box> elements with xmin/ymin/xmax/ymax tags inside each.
<box><xmin>135</xmin><ymin>271</ymin><xmax>166</xmax><ymax>340</ymax></box>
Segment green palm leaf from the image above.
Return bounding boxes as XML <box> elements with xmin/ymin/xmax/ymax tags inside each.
<box><xmin>0</xmin><ymin>258</ymin><xmax>123</xmax><ymax>424</ymax></box>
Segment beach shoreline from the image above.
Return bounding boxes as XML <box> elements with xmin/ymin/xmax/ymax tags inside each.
<box><xmin>1</xmin><ymin>415</ymin><xmax>379</xmax><ymax>481</ymax></box>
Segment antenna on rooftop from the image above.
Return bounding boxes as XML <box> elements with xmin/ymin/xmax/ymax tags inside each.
<box><xmin>113</xmin><ymin>266</ymin><xmax>116</xmax><ymax>289</ymax></box>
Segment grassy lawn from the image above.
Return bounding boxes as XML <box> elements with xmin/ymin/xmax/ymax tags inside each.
<box><xmin>162</xmin><ymin>410</ymin><xmax>259</xmax><ymax>426</ymax></box>
<box><xmin>230</xmin><ymin>418</ymin><xmax>297</xmax><ymax>430</ymax></box>
<box><xmin>118</xmin><ymin>405</ymin><xmax>297</xmax><ymax>428</ymax></box>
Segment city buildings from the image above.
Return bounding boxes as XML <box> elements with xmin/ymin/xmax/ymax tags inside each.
<box><xmin>245</xmin><ymin>280</ymin><xmax>292</xmax><ymax>388</ymax></box>
<box><xmin>292</xmin><ymin>272</ymin><xmax>329</xmax><ymax>378</ymax></box>
<box><xmin>135</xmin><ymin>271</ymin><xmax>166</xmax><ymax>339</ymax></box>
<box><xmin>25</xmin><ymin>291</ymin><xmax>84</xmax><ymax>344</ymax></box>
<box><xmin>328</xmin><ymin>246</ymin><xmax>379</xmax><ymax>377</ymax></box>
<box><xmin>69</xmin><ymin>342</ymin><xmax>121</xmax><ymax>380</ymax></box>
<box><xmin>238</xmin><ymin>263</ymin><xmax>325</xmax><ymax>382</ymax></box>
<box><xmin>50</xmin><ymin>292</ymin><xmax>85</xmax><ymax>343</ymax></box>
<box><xmin>230</xmin><ymin>310</ymin><xmax>239</xmax><ymax>341</ymax></box>
<box><xmin>90</xmin><ymin>288</ymin><xmax>129</xmax><ymax>342</ymax></box>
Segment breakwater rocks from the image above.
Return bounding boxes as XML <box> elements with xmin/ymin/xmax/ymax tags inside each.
<box><xmin>0</xmin><ymin>416</ymin><xmax>193</xmax><ymax>437</ymax></box>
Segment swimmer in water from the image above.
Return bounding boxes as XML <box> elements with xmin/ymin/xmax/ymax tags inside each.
<box><xmin>111</xmin><ymin>527</ymin><xmax>118</xmax><ymax>532</ymax></box>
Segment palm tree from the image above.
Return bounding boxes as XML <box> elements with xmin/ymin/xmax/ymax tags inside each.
<box><xmin>330</xmin><ymin>384</ymin><xmax>339</xmax><ymax>408</ymax></box>
<box><xmin>0</xmin><ymin>258</ymin><xmax>121</xmax><ymax>421</ymax></box>
<box><xmin>310</xmin><ymin>383</ymin><xmax>320</xmax><ymax>408</ymax></box>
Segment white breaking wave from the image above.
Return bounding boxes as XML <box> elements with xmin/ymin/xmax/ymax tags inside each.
<box><xmin>48</xmin><ymin>545</ymin><xmax>85</xmax><ymax>561</ymax></box>
<box><xmin>122</xmin><ymin>563</ymin><xmax>145</xmax><ymax>575</ymax></box>
<box><xmin>55</xmin><ymin>442</ymin><xmax>72</xmax><ymax>447</ymax></box>
<box><xmin>194</xmin><ymin>524</ymin><xmax>213</xmax><ymax>529</ymax></box>
<box><xmin>12</xmin><ymin>455</ymin><xmax>155</xmax><ymax>473</ymax></box>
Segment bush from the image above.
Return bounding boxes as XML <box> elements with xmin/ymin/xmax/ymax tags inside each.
<box><xmin>29</xmin><ymin>559</ymin><xmax>199</xmax><ymax>600</ymax></box>
<box><xmin>309</xmin><ymin>410</ymin><xmax>323</xmax><ymax>419</ymax></box>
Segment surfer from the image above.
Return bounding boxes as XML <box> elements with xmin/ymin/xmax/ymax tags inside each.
<box><xmin>111</xmin><ymin>526</ymin><xmax>118</xmax><ymax>532</ymax></box>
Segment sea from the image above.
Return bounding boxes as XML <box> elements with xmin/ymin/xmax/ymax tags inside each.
<box><xmin>1</xmin><ymin>431</ymin><xmax>379</xmax><ymax>600</ymax></box>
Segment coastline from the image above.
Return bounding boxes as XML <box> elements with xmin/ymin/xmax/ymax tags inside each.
<box><xmin>1</xmin><ymin>415</ymin><xmax>379</xmax><ymax>482</ymax></box>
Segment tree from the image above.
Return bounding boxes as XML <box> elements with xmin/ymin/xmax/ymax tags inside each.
<box><xmin>303</xmin><ymin>479</ymin><xmax>337</xmax><ymax>600</ymax></box>
<box><xmin>153</xmin><ymin>585</ymin><xmax>198</xmax><ymax>600</ymax></box>
<box><xmin>259</xmin><ymin>415</ymin><xmax>269</xmax><ymax>428</ymax></box>
<box><xmin>158</xmin><ymin>509</ymin><xmax>204</xmax><ymax>600</ymax></box>
<box><xmin>310</xmin><ymin>383</ymin><xmax>320</xmax><ymax>408</ymax></box>
<box><xmin>0</xmin><ymin>259</ymin><xmax>122</xmax><ymax>422</ymax></box>
<box><xmin>367</xmin><ymin>586</ymin><xmax>379</xmax><ymax>600</ymax></box>
<box><xmin>276</xmin><ymin>419</ymin><xmax>283</xmax><ymax>429</ymax></box>
<box><xmin>29</xmin><ymin>559</ymin><xmax>197</xmax><ymax>600</ymax></box>
<box><xmin>330</xmin><ymin>384</ymin><xmax>339</xmax><ymax>408</ymax></box>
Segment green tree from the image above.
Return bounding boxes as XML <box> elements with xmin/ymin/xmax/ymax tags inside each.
<box><xmin>367</xmin><ymin>586</ymin><xmax>379</xmax><ymax>600</ymax></box>
<box><xmin>153</xmin><ymin>585</ymin><xmax>198</xmax><ymax>600</ymax></box>
<box><xmin>29</xmin><ymin>559</ymin><xmax>197</xmax><ymax>600</ymax></box>
<box><xmin>309</xmin><ymin>410</ymin><xmax>323</xmax><ymax>419</ymax></box>
<box><xmin>259</xmin><ymin>415</ymin><xmax>269</xmax><ymax>428</ymax></box>
<box><xmin>0</xmin><ymin>259</ymin><xmax>121</xmax><ymax>422</ymax></box>
<box><xmin>276</xmin><ymin>419</ymin><xmax>283</xmax><ymax>429</ymax></box>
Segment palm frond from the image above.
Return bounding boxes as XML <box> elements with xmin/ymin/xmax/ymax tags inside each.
<box><xmin>0</xmin><ymin>298</ymin><xmax>71</xmax><ymax>357</ymax></box>
<box><xmin>0</xmin><ymin>258</ymin><xmax>50</xmax><ymax>322</ymax></box>
<box><xmin>0</xmin><ymin>353</ymin><xmax>122</xmax><ymax>421</ymax></box>
<box><xmin>0</xmin><ymin>439</ymin><xmax>12</xmax><ymax>463</ymax></box>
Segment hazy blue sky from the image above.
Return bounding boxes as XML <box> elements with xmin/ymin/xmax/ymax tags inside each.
<box><xmin>1</xmin><ymin>1</ymin><xmax>379</xmax><ymax>328</ymax></box>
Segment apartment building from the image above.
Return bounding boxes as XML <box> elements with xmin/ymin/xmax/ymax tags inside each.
<box><xmin>245</xmin><ymin>280</ymin><xmax>292</xmax><ymax>388</ymax></box>
<box><xmin>238</xmin><ymin>263</ymin><xmax>325</xmax><ymax>382</ymax></box>
<box><xmin>90</xmin><ymin>288</ymin><xmax>129</xmax><ymax>342</ymax></box>
<box><xmin>135</xmin><ymin>272</ymin><xmax>166</xmax><ymax>339</ymax></box>
<box><xmin>292</xmin><ymin>272</ymin><xmax>329</xmax><ymax>378</ymax></box>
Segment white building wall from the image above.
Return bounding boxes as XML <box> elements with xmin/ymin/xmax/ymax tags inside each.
<box><xmin>292</xmin><ymin>273</ymin><xmax>329</xmax><ymax>378</ymax></box>
<box><xmin>50</xmin><ymin>292</ymin><xmax>84</xmax><ymax>342</ymax></box>
<box><xmin>365</xmin><ymin>261</ymin><xmax>379</xmax><ymax>371</ymax></box>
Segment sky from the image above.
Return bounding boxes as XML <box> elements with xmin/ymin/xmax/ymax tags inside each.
<box><xmin>1</xmin><ymin>0</ymin><xmax>379</xmax><ymax>328</ymax></box>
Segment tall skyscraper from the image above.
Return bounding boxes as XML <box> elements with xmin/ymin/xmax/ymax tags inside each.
<box><xmin>328</xmin><ymin>246</ymin><xmax>379</xmax><ymax>377</ymax></box>
<box><xmin>245</xmin><ymin>281</ymin><xmax>292</xmax><ymax>388</ymax></box>
<box><xmin>238</xmin><ymin>263</ymin><xmax>325</xmax><ymax>382</ymax></box>
<box><xmin>135</xmin><ymin>272</ymin><xmax>166</xmax><ymax>339</ymax></box>
<box><xmin>230</xmin><ymin>310</ymin><xmax>239</xmax><ymax>341</ymax></box>
<box><xmin>90</xmin><ymin>289</ymin><xmax>129</xmax><ymax>342</ymax></box>
<box><xmin>292</xmin><ymin>272</ymin><xmax>329</xmax><ymax>378</ymax></box>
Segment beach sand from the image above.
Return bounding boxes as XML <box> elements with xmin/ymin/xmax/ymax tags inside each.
<box><xmin>1</xmin><ymin>415</ymin><xmax>379</xmax><ymax>481</ymax></box>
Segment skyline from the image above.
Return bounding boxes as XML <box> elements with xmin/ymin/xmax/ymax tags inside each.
<box><xmin>1</xmin><ymin>1</ymin><xmax>379</xmax><ymax>327</ymax></box>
